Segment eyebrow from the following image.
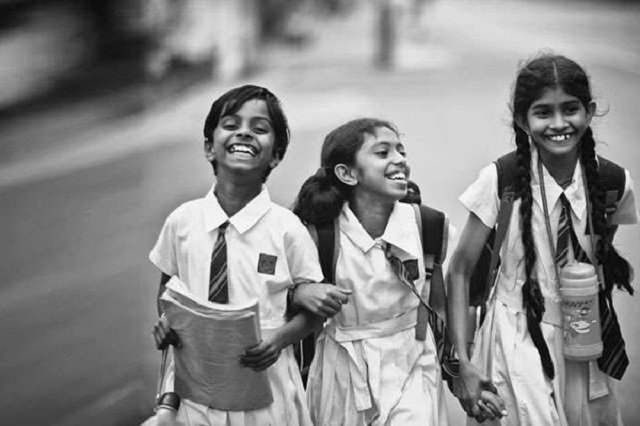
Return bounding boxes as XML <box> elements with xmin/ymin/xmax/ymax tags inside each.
<box><xmin>220</xmin><ymin>114</ymin><xmax>273</xmax><ymax>124</ymax></box>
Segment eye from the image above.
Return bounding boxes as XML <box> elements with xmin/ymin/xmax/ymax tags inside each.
<box><xmin>220</xmin><ymin>118</ymin><xmax>238</xmax><ymax>130</ymax></box>
<box><xmin>375</xmin><ymin>150</ymin><xmax>389</xmax><ymax>158</ymax></box>
<box><xmin>252</xmin><ymin>125</ymin><xmax>270</xmax><ymax>134</ymax></box>
<box><xmin>532</xmin><ymin>108</ymin><xmax>550</xmax><ymax>118</ymax></box>
<box><xmin>563</xmin><ymin>104</ymin><xmax>580</xmax><ymax>115</ymax></box>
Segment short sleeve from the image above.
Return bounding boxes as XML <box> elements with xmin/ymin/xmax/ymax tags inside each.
<box><xmin>149</xmin><ymin>209</ymin><xmax>180</xmax><ymax>276</ymax></box>
<box><xmin>459</xmin><ymin>163</ymin><xmax>500</xmax><ymax>228</ymax></box>
<box><xmin>610</xmin><ymin>169</ymin><xmax>639</xmax><ymax>225</ymax></box>
<box><xmin>283</xmin><ymin>214</ymin><xmax>324</xmax><ymax>285</ymax></box>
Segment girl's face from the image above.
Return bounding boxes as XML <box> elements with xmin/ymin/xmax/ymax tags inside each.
<box><xmin>523</xmin><ymin>86</ymin><xmax>595</xmax><ymax>161</ymax></box>
<box><xmin>207</xmin><ymin>99</ymin><xmax>279</xmax><ymax>178</ymax></box>
<box><xmin>349</xmin><ymin>126</ymin><xmax>410</xmax><ymax>202</ymax></box>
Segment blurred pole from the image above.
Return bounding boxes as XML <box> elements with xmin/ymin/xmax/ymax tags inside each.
<box><xmin>375</xmin><ymin>0</ymin><xmax>395</xmax><ymax>69</ymax></box>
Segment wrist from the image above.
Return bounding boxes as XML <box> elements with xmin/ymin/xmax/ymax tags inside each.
<box><xmin>288</xmin><ymin>283</ymin><xmax>302</xmax><ymax>308</ymax></box>
<box><xmin>155</xmin><ymin>392</ymin><xmax>180</xmax><ymax>413</ymax></box>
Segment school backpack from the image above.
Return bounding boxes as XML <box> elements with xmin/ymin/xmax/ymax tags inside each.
<box><xmin>292</xmin><ymin>202</ymin><xmax>458</xmax><ymax>387</ymax></box>
<box><xmin>468</xmin><ymin>151</ymin><xmax>626</xmax><ymax>328</ymax></box>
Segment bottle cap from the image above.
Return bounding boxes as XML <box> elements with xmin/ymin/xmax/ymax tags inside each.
<box><xmin>561</xmin><ymin>262</ymin><xmax>596</xmax><ymax>280</ymax></box>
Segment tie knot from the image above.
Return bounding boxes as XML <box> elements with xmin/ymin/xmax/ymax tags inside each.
<box><xmin>559</xmin><ymin>193</ymin><xmax>571</xmax><ymax>210</ymax></box>
<box><xmin>219</xmin><ymin>221</ymin><xmax>230</xmax><ymax>232</ymax></box>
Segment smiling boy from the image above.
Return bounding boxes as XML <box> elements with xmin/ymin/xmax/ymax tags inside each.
<box><xmin>148</xmin><ymin>85</ymin><xmax>323</xmax><ymax>426</ymax></box>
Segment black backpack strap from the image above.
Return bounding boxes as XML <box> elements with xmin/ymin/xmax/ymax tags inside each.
<box><xmin>597</xmin><ymin>155</ymin><xmax>626</xmax><ymax>226</ymax></box>
<box><xmin>495</xmin><ymin>150</ymin><xmax>519</xmax><ymax>198</ymax></box>
<box><xmin>414</xmin><ymin>204</ymin><xmax>446</xmax><ymax>265</ymax></box>
<box><xmin>294</xmin><ymin>220</ymin><xmax>339</xmax><ymax>387</ymax></box>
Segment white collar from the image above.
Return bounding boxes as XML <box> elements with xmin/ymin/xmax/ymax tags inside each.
<box><xmin>203</xmin><ymin>185</ymin><xmax>272</xmax><ymax>234</ymax></box>
<box><xmin>339</xmin><ymin>202</ymin><xmax>421</xmax><ymax>258</ymax></box>
<box><xmin>531</xmin><ymin>147</ymin><xmax>586</xmax><ymax>219</ymax></box>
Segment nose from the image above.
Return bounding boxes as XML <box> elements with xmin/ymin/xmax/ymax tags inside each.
<box><xmin>550</xmin><ymin>112</ymin><xmax>569</xmax><ymax>130</ymax></box>
<box><xmin>235</xmin><ymin>122</ymin><xmax>252</xmax><ymax>140</ymax></box>
<box><xmin>391</xmin><ymin>150</ymin><xmax>406</xmax><ymax>165</ymax></box>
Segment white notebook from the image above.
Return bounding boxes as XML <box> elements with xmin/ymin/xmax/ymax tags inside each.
<box><xmin>160</xmin><ymin>277</ymin><xmax>273</xmax><ymax>410</ymax></box>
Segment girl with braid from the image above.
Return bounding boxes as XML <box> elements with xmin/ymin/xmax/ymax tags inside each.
<box><xmin>447</xmin><ymin>53</ymin><xmax>638</xmax><ymax>425</ymax></box>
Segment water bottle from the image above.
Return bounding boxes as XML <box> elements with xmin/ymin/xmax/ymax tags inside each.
<box><xmin>559</xmin><ymin>262</ymin><xmax>603</xmax><ymax>361</ymax></box>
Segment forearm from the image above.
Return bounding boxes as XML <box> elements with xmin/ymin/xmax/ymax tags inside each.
<box><xmin>274</xmin><ymin>310</ymin><xmax>324</xmax><ymax>350</ymax></box>
<box><xmin>447</xmin><ymin>269</ymin><xmax>472</xmax><ymax>364</ymax></box>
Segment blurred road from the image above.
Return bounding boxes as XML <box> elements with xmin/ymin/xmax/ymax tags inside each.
<box><xmin>1</xmin><ymin>0</ymin><xmax>639</xmax><ymax>424</ymax></box>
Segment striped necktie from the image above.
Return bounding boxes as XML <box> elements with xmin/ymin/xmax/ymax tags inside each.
<box><xmin>209</xmin><ymin>221</ymin><xmax>230</xmax><ymax>303</ymax></box>
<box><xmin>556</xmin><ymin>194</ymin><xmax>628</xmax><ymax>379</ymax></box>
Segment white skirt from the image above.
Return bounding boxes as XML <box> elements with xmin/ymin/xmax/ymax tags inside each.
<box><xmin>468</xmin><ymin>298</ymin><xmax>623</xmax><ymax>426</ymax></box>
<box><xmin>306</xmin><ymin>323</ymin><xmax>448</xmax><ymax>426</ymax></box>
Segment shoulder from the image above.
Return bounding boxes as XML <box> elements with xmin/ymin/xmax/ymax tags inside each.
<box><xmin>265</xmin><ymin>202</ymin><xmax>311</xmax><ymax>236</ymax></box>
<box><xmin>167</xmin><ymin>197</ymin><xmax>204</xmax><ymax>221</ymax></box>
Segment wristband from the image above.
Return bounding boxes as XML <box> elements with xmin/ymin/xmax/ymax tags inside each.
<box><xmin>286</xmin><ymin>283</ymin><xmax>302</xmax><ymax>320</ymax></box>
<box><xmin>155</xmin><ymin>392</ymin><xmax>180</xmax><ymax>413</ymax></box>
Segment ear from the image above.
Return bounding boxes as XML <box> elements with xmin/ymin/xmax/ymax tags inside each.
<box><xmin>586</xmin><ymin>101</ymin><xmax>596</xmax><ymax>124</ymax></box>
<box><xmin>334</xmin><ymin>163</ymin><xmax>358</xmax><ymax>187</ymax></box>
<box><xmin>514</xmin><ymin>115</ymin><xmax>529</xmax><ymax>134</ymax></box>
<box><xmin>204</xmin><ymin>138</ymin><xmax>215</xmax><ymax>162</ymax></box>
<box><xmin>269</xmin><ymin>156</ymin><xmax>281</xmax><ymax>169</ymax></box>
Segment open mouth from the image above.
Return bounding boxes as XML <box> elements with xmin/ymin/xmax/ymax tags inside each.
<box><xmin>547</xmin><ymin>133</ymin><xmax>573</xmax><ymax>142</ymax></box>
<box><xmin>228</xmin><ymin>144</ymin><xmax>258</xmax><ymax>157</ymax></box>
<box><xmin>386</xmin><ymin>171</ymin><xmax>407</xmax><ymax>183</ymax></box>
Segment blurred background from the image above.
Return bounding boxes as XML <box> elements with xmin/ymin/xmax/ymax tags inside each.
<box><xmin>1</xmin><ymin>0</ymin><xmax>639</xmax><ymax>424</ymax></box>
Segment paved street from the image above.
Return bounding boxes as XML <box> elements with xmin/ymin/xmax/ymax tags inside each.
<box><xmin>1</xmin><ymin>0</ymin><xmax>639</xmax><ymax>424</ymax></box>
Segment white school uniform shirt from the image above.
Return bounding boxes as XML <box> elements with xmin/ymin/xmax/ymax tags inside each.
<box><xmin>149</xmin><ymin>186</ymin><xmax>322</xmax><ymax>426</ymax></box>
<box><xmin>459</xmin><ymin>147</ymin><xmax>638</xmax><ymax>426</ymax></box>
<box><xmin>306</xmin><ymin>201</ymin><xmax>454</xmax><ymax>426</ymax></box>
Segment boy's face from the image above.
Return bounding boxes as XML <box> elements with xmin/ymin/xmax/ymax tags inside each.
<box><xmin>206</xmin><ymin>99</ymin><xmax>280</xmax><ymax>179</ymax></box>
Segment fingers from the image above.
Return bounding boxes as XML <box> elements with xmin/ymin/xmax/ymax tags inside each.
<box><xmin>480</xmin><ymin>389</ymin><xmax>507</xmax><ymax>419</ymax></box>
<box><xmin>241</xmin><ymin>342</ymin><xmax>280</xmax><ymax>371</ymax></box>
<box><xmin>152</xmin><ymin>319</ymin><xmax>180</xmax><ymax>349</ymax></box>
<box><xmin>332</xmin><ymin>288</ymin><xmax>353</xmax><ymax>304</ymax></box>
<box><xmin>470</xmin><ymin>404</ymin><xmax>486</xmax><ymax>423</ymax></box>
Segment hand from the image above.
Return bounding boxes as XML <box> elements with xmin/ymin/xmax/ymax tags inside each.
<box><xmin>293</xmin><ymin>283</ymin><xmax>352</xmax><ymax>317</ymax></box>
<box><xmin>153</xmin><ymin>315</ymin><xmax>181</xmax><ymax>350</ymax></box>
<box><xmin>140</xmin><ymin>407</ymin><xmax>178</xmax><ymax>426</ymax></box>
<box><xmin>240</xmin><ymin>329</ymin><xmax>282</xmax><ymax>372</ymax></box>
<box><xmin>475</xmin><ymin>389</ymin><xmax>507</xmax><ymax>422</ymax></box>
<box><xmin>457</xmin><ymin>361</ymin><xmax>505</xmax><ymax>421</ymax></box>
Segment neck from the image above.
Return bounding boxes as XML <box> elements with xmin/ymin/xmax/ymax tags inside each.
<box><xmin>214</xmin><ymin>178</ymin><xmax>262</xmax><ymax>217</ymax></box>
<box><xmin>349</xmin><ymin>192</ymin><xmax>395</xmax><ymax>239</ymax></box>
<box><xmin>538</xmin><ymin>150</ymin><xmax>579</xmax><ymax>189</ymax></box>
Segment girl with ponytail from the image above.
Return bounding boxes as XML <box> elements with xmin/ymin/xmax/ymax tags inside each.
<box><xmin>290</xmin><ymin>118</ymin><xmax>452</xmax><ymax>425</ymax></box>
<box><xmin>447</xmin><ymin>53</ymin><xmax>638</xmax><ymax>425</ymax></box>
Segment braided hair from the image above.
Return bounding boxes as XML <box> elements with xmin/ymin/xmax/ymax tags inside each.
<box><xmin>510</xmin><ymin>53</ymin><xmax>633</xmax><ymax>379</ymax></box>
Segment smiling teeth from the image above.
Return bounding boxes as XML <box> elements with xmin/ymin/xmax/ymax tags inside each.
<box><xmin>549</xmin><ymin>134</ymin><xmax>571</xmax><ymax>142</ymax></box>
<box><xmin>388</xmin><ymin>172</ymin><xmax>406</xmax><ymax>181</ymax></box>
<box><xmin>229</xmin><ymin>144</ymin><xmax>256</xmax><ymax>155</ymax></box>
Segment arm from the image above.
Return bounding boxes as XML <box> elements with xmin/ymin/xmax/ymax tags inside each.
<box><xmin>292</xmin><ymin>283</ymin><xmax>352</xmax><ymax>317</ymax></box>
<box><xmin>447</xmin><ymin>212</ymin><xmax>505</xmax><ymax>419</ymax></box>
<box><xmin>153</xmin><ymin>273</ymin><xmax>181</xmax><ymax>350</ymax></box>
<box><xmin>240</xmin><ymin>310</ymin><xmax>324</xmax><ymax>371</ymax></box>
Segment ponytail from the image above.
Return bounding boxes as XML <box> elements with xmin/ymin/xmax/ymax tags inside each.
<box><xmin>293</xmin><ymin>167</ymin><xmax>347</xmax><ymax>225</ymax></box>
<box><xmin>294</xmin><ymin>118</ymin><xmax>399</xmax><ymax>225</ymax></box>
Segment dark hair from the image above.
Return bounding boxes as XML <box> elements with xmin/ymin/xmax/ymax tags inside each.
<box><xmin>400</xmin><ymin>180</ymin><xmax>422</xmax><ymax>204</ymax></box>
<box><xmin>202</xmin><ymin>85</ymin><xmax>290</xmax><ymax>179</ymax></box>
<box><xmin>293</xmin><ymin>118</ymin><xmax>399</xmax><ymax>224</ymax></box>
<box><xmin>511</xmin><ymin>53</ymin><xmax>633</xmax><ymax>380</ymax></box>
